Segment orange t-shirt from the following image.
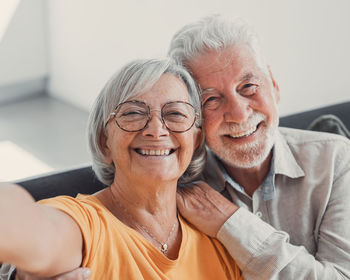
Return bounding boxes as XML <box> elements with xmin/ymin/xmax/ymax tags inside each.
<box><xmin>39</xmin><ymin>195</ymin><xmax>242</xmax><ymax>280</ymax></box>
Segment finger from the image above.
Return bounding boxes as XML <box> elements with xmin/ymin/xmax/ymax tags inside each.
<box><xmin>176</xmin><ymin>191</ymin><xmax>185</xmax><ymax>207</ymax></box>
<box><xmin>177</xmin><ymin>186</ymin><xmax>207</xmax><ymax>214</ymax></box>
<box><xmin>176</xmin><ymin>191</ymin><xmax>192</xmax><ymax>215</ymax></box>
<box><xmin>191</xmin><ymin>181</ymin><xmax>213</xmax><ymax>191</ymax></box>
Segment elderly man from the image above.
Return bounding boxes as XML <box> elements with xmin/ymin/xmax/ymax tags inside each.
<box><xmin>171</xmin><ymin>15</ymin><xmax>350</xmax><ymax>279</ymax></box>
<box><xmin>3</xmin><ymin>15</ymin><xmax>350</xmax><ymax>280</ymax></box>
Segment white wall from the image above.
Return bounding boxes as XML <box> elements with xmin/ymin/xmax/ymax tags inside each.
<box><xmin>0</xmin><ymin>0</ymin><xmax>20</xmax><ymax>42</ymax></box>
<box><xmin>0</xmin><ymin>0</ymin><xmax>47</xmax><ymax>96</ymax></box>
<box><xmin>46</xmin><ymin>0</ymin><xmax>350</xmax><ymax>116</ymax></box>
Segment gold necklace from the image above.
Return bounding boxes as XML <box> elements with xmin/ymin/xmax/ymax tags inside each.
<box><xmin>110</xmin><ymin>188</ymin><xmax>178</xmax><ymax>255</ymax></box>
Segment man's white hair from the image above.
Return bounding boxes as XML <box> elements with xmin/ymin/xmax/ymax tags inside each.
<box><xmin>168</xmin><ymin>14</ymin><xmax>267</xmax><ymax>73</ymax></box>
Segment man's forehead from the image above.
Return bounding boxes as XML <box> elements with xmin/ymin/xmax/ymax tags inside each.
<box><xmin>190</xmin><ymin>50</ymin><xmax>234</xmax><ymax>76</ymax></box>
<box><xmin>190</xmin><ymin>46</ymin><xmax>261</xmax><ymax>75</ymax></box>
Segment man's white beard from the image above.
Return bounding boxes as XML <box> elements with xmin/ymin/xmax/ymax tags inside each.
<box><xmin>212</xmin><ymin>113</ymin><xmax>278</xmax><ymax>169</ymax></box>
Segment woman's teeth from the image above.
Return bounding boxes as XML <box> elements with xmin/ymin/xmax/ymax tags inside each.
<box><xmin>137</xmin><ymin>149</ymin><xmax>171</xmax><ymax>156</ymax></box>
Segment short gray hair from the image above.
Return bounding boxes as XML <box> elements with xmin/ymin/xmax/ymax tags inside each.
<box><xmin>168</xmin><ymin>14</ymin><xmax>267</xmax><ymax>72</ymax></box>
<box><xmin>87</xmin><ymin>58</ymin><xmax>206</xmax><ymax>185</ymax></box>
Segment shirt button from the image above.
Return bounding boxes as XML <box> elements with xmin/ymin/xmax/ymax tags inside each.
<box><xmin>256</xmin><ymin>211</ymin><xmax>262</xmax><ymax>218</ymax></box>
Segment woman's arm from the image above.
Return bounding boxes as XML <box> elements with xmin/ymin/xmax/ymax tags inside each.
<box><xmin>0</xmin><ymin>183</ymin><xmax>83</xmax><ymax>277</ymax></box>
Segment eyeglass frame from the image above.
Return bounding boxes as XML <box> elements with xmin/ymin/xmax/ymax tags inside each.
<box><xmin>105</xmin><ymin>100</ymin><xmax>199</xmax><ymax>133</ymax></box>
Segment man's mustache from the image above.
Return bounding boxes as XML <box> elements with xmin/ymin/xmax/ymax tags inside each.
<box><xmin>219</xmin><ymin>113</ymin><xmax>266</xmax><ymax>133</ymax></box>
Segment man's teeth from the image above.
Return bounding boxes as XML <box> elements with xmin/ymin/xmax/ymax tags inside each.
<box><xmin>228</xmin><ymin>126</ymin><xmax>257</xmax><ymax>138</ymax></box>
<box><xmin>138</xmin><ymin>149</ymin><xmax>171</xmax><ymax>156</ymax></box>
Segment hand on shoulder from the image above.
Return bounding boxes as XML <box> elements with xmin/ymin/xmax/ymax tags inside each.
<box><xmin>177</xmin><ymin>181</ymin><xmax>238</xmax><ymax>237</ymax></box>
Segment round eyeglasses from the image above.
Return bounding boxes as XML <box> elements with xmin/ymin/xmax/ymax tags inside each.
<box><xmin>106</xmin><ymin>100</ymin><xmax>197</xmax><ymax>133</ymax></box>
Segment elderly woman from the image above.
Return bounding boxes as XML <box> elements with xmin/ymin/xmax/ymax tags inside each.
<box><xmin>0</xmin><ymin>58</ymin><xmax>242</xmax><ymax>279</ymax></box>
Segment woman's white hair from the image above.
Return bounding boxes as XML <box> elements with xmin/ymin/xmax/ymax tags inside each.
<box><xmin>168</xmin><ymin>14</ymin><xmax>267</xmax><ymax>73</ymax></box>
<box><xmin>87</xmin><ymin>58</ymin><xmax>206</xmax><ymax>186</ymax></box>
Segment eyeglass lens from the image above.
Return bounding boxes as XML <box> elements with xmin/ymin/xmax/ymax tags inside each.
<box><xmin>114</xmin><ymin>101</ymin><xmax>196</xmax><ymax>132</ymax></box>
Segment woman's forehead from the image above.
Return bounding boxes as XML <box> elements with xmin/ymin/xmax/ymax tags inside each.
<box><xmin>128</xmin><ymin>74</ymin><xmax>190</xmax><ymax>104</ymax></box>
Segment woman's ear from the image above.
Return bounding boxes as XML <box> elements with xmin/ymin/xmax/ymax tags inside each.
<box><xmin>100</xmin><ymin>129</ymin><xmax>113</xmax><ymax>164</ymax></box>
<box><xmin>193</xmin><ymin>127</ymin><xmax>203</xmax><ymax>150</ymax></box>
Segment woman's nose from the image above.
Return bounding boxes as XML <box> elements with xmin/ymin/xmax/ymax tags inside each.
<box><xmin>141</xmin><ymin>111</ymin><xmax>169</xmax><ymax>138</ymax></box>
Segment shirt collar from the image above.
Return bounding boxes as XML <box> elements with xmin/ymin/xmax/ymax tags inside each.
<box><xmin>217</xmin><ymin>159</ymin><xmax>245</xmax><ymax>194</ymax></box>
<box><xmin>274</xmin><ymin>129</ymin><xmax>305</xmax><ymax>178</ymax></box>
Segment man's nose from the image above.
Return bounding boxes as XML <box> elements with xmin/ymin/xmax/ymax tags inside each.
<box><xmin>141</xmin><ymin>111</ymin><xmax>169</xmax><ymax>138</ymax></box>
<box><xmin>223</xmin><ymin>92</ymin><xmax>252</xmax><ymax>123</ymax></box>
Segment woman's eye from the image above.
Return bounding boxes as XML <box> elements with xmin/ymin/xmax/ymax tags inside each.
<box><xmin>165</xmin><ymin>111</ymin><xmax>187</xmax><ymax>119</ymax></box>
<box><xmin>122</xmin><ymin>110</ymin><xmax>146</xmax><ymax>117</ymax></box>
<box><xmin>171</xmin><ymin>111</ymin><xmax>186</xmax><ymax>116</ymax></box>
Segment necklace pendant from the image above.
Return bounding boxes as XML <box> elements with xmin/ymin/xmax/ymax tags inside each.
<box><xmin>161</xmin><ymin>243</ymin><xmax>168</xmax><ymax>254</ymax></box>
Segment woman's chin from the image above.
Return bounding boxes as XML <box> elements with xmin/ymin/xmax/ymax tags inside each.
<box><xmin>134</xmin><ymin>169</ymin><xmax>180</xmax><ymax>184</ymax></box>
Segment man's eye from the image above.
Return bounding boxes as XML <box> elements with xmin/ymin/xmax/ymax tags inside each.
<box><xmin>207</xmin><ymin>96</ymin><xmax>219</xmax><ymax>102</ymax></box>
<box><xmin>202</xmin><ymin>96</ymin><xmax>221</xmax><ymax>110</ymax></box>
<box><xmin>203</xmin><ymin>96</ymin><xmax>219</xmax><ymax>105</ymax></box>
<box><xmin>240</xmin><ymin>84</ymin><xmax>258</xmax><ymax>96</ymax></box>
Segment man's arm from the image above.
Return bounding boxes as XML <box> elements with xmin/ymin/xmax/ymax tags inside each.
<box><xmin>177</xmin><ymin>181</ymin><xmax>350</xmax><ymax>280</ymax></box>
<box><xmin>0</xmin><ymin>183</ymin><xmax>83</xmax><ymax>277</ymax></box>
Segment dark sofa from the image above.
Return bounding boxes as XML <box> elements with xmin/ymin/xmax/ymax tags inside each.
<box><xmin>17</xmin><ymin>101</ymin><xmax>350</xmax><ymax>201</ymax></box>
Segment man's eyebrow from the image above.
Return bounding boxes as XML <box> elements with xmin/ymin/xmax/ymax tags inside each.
<box><xmin>201</xmin><ymin>88</ymin><xmax>216</xmax><ymax>94</ymax></box>
<box><xmin>200</xmin><ymin>73</ymin><xmax>260</xmax><ymax>94</ymax></box>
<box><xmin>240</xmin><ymin>72</ymin><xmax>257</xmax><ymax>81</ymax></box>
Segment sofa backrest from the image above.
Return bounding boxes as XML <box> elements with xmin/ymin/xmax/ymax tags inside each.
<box><xmin>279</xmin><ymin>101</ymin><xmax>350</xmax><ymax>130</ymax></box>
<box><xmin>17</xmin><ymin>166</ymin><xmax>106</xmax><ymax>201</ymax></box>
<box><xmin>18</xmin><ymin>101</ymin><xmax>350</xmax><ymax>200</ymax></box>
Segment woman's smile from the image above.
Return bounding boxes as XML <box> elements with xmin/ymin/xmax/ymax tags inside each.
<box><xmin>134</xmin><ymin>148</ymin><xmax>176</xmax><ymax>156</ymax></box>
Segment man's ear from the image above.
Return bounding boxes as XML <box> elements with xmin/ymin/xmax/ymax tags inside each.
<box><xmin>100</xmin><ymin>129</ymin><xmax>113</xmax><ymax>164</ymax></box>
<box><xmin>268</xmin><ymin>65</ymin><xmax>280</xmax><ymax>103</ymax></box>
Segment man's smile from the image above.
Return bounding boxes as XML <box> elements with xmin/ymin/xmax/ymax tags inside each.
<box><xmin>223</xmin><ymin>121</ymin><xmax>264</xmax><ymax>140</ymax></box>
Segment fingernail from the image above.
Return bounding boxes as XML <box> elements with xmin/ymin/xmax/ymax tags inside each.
<box><xmin>83</xmin><ymin>268</ymin><xmax>91</xmax><ymax>278</ymax></box>
<box><xmin>191</xmin><ymin>180</ymin><xmax>202</xmax><ymax>185</ymax></box>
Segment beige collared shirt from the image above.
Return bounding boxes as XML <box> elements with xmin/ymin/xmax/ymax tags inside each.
<box><xmin>202</xmin><ymin>127</ymin><xmax>350</xmax><ymax>280</ymax></box>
